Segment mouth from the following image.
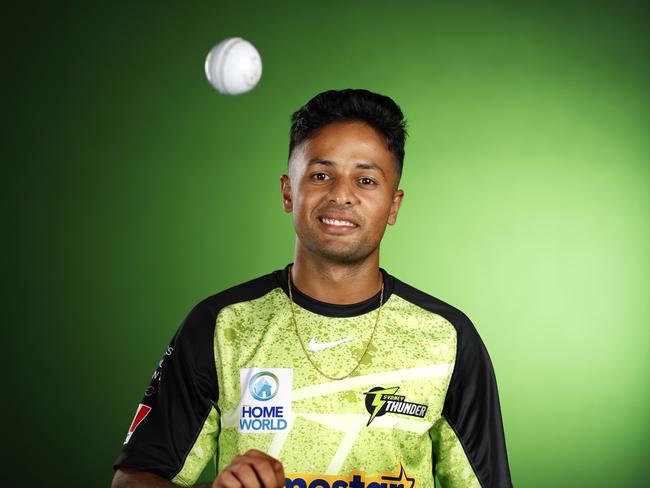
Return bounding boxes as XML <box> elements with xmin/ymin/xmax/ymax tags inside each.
<box><xmin>317</xmin><ymin>213</ymin><xmax>360</xmax><ymax>233</ymax></box>
<box><xmin>318</xmin><ymin>217</ymin><xmax>358</xmax><ymax>228</ymax></box>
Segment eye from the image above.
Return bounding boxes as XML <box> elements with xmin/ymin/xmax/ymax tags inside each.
<box><xmin>358</xmin><ymin>177</ymin><xmax>376</xmax><ymax>185</ymax></box>
<box><xmin>311</xmin><ymin>172</ymin><xmax>330</xmax><ymax>181</ymax></box>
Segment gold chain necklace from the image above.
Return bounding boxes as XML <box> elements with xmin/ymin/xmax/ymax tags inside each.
<box><xmin>287</xmin><ymin>265</ymin><xmax>384</xmax><ymax>381</ymax></box>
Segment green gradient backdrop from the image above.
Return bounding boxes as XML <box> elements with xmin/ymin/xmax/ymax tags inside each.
<box><xmin>4</xmin><ymin>1</ymin><xmax>649</xmax><ymax>486</ymax></box>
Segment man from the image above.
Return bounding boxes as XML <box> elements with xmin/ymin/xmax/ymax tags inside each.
<box><xmin>112</xmin><ymin>89</ymin><xmax>513</xmax><ymax>488</ymax></box>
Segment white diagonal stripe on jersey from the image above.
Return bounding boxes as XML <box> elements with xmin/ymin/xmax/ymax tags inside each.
<box><xmin>297</xmin><ymin>412</ymin><xmax>433</xmax><ymax>433</ymax></box>
<box><xmin>265</xmin><ymin>412</ymin><xmax>432</xmax><ymax>471</ymax></box>
<box><xmin>298</xmin><ymin>413</ymin><xmax>366</xmax><ymax>430</ymax></box>
<box><xmin>292</xmin><ymin>363</ymin><xmax>454</xmax><ymax>401</ymax></box>
<box><xmin>266</xmin><ymin>412</ymin><xmax>295</xmax><ymax>457</ymax></box>
<box><xmin>369</xmin><ymin>414</ymin><xmax>433</xmax><ymax>433</ymax></box>
<box><xmin>327</xmin><ymin>423</ymin><xmax>364</xmax><ymax>474</ymax></box>
<box><xmin>220</xmin><ymin>364</ymin><xmax>453</xmax><ymax>427</ymax></box>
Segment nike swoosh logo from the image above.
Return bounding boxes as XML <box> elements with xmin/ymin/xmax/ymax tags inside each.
<box><xmin>308</xmin><ymin>336</ymin><xmax>356</xmax><ymax>352</ymax></box>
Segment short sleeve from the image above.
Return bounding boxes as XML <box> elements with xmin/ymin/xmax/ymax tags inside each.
<box><xmin>430</xmin><ymin>312</ymin><xmax>513</xmax><ymax>488</ymax></box>
<box><xmin>113</xmin><ymin>301</ymin><xmax>220</xmax><ymax>486</ymax></box>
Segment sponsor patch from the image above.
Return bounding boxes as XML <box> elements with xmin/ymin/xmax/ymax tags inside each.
<box><xmin>150</xmin><ymin>346</ymin><xmax>174</xmax><ymax>384</ymax></box>
<box><xmin>238</xmin><ymin>368</ymin><xmax>292</xmax><ymax>432</ymax></box>
<box><xmin>286</xmin><ymin>462</ymin><xmax>416</xmax><ymax>488</ymax></box>
<box><xmin>364</xmin><ymin>387</ymin><xmax>428</xmax><ymax>426</ymax></box>
<box><xmin>143</xmin><ymin>345</ymin><xmax>174</xmax><ymax>397</ymax></box>
<box><xmin>123</xmin><ymin>403</ymin><xmax>152</xmax><ymax>444</ymax></box>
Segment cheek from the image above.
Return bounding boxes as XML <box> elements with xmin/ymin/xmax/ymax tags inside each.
<box><xmin>291</xmin><ymin>194</ymin><xmax>307</xmax><ymax>216</ymax></box>
<box><xmin>291</xmin><ymin>196</ymin><xmax>315</xmax><ymax>228</ymax></box>
<box><xmin>364</xmin><ymin>194</ymin><xmax>394</xmax><ymax>219</ymax></box>
<box><xmin>373</xmin><ymin>201</ymin><xmax>396</xmax><ymax>232</ymax></box>
<box><xmin>293</xmin><ymin>188</ymin><xmax>324</xmax><ymax>215</ymax></box>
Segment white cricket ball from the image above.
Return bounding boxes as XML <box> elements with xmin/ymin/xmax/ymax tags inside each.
<box><xmin>204</xmin><ymin>37</ymin><xmax>262</xmax><ymax>95</ymax></box>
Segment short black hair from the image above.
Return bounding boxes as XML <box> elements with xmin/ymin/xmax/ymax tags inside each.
<box><xmin>289</xmin><ymin>88</ymin><xmax>407</xmax><ymax>176</ymax></box>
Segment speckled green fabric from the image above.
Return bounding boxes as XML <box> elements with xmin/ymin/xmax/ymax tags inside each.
<box><xmin>279</xmin><ymin>416</ymin><xmax>344</xmax><ymax>471</ymax></box>
<box><xmin>208</xmin><ymin>287</ymin><xmax>461</xmax><ymax>488</ymax></box>
<box><xmin>430</xmin><ymin>417</ymin><xmax>481</xmax><ymax>488</ymax></box>
<box><xmin>171</xmin><ymin>405</ymin><xmax>219</xmax><ymax>487</ymax></box>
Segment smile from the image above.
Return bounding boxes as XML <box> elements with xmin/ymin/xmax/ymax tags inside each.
<box><xmin>319</xmin><ymin>217</ymin><xmax>358</xmax><ymax>228</ymax></box>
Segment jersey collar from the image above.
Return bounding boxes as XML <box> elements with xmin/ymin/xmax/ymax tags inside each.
<box><xmin>274</xmin><ymin>263</ymin><xmax>395</xmax><ymax>318</ymax></box>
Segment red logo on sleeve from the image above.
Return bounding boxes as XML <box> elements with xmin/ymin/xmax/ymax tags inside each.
<box><xmin>123</xmin><ymin>403</ymin><xmax>152</xmax><ymax>444</ymax></box>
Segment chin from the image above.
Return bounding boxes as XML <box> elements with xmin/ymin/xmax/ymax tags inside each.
<box><xmin>310</xmin><ymin>242</ymin><xmax>377</xmax><ymax>265</ymax></box>
<box><xmin>297</xmin><ymin>230</ymin><xmax>378</xmax><ymax>263</ymax></box>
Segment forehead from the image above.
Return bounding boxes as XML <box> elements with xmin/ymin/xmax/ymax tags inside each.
<box><xmin>289</xmin><ymin>121</ymin><xmax>398</xmax><ymax>173</ymax></box>
<box><xmin>301</xmin><ymin>121</ymin><xmax>391</xmax><ymax>163</ymax></box>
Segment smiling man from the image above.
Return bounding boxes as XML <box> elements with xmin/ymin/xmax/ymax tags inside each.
<box><xmin>112</xmin><ymin>89</ymin><xmax>513</xmax><ymax>488</ymax></box>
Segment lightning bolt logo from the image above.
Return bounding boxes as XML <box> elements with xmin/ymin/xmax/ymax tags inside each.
<box><xmin>364</xmin><ymin>386</ymin><xmax>399</xmax><ymax>426</ymax></box>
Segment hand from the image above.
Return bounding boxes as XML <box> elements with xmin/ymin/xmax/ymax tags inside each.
<box><xmin>213</xmin><ymin>449</ymin><xmax>285</xmax><ymax>488</ymax></box>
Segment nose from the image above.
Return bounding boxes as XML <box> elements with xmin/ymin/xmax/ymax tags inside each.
<box><xmin>327</xmin><ymin>177</ymin><xmax>356</xmax><ymax>206</ymax></box>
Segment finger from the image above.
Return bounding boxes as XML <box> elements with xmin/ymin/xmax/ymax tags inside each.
<box><xmin>216</xmin><ymin>469</ymin><xmax>243</xmax><ymax>488</ymax></box>
<box><xmin>243</xmin><ymin>450</ymin><xmax>285</xmax><ymax>488</ymax></box>
<box><xmin>230</xmin><ymin>462</ymin><xmax>262</xmax><ymax>488</ymax></box>
<box><xmin>244</xmin><ymin>451</ymin><xmax>284</xmax><ymax>473</ymax></box>
<box><xmin>273</xmin><ymin>462</ymin><xmax>285</xmax><ymax>488</ymax></box>
<box><xmin>244</xmin><ymin>449</ymin><xmax>269</xmax><ymax>458</ymax></box>
<box><xmin>245</xmin><ymin>449</ymin><xmax>280</xmax><ymax>466</ymax></box>
<box><xmin>249</xmin><ymin>458</ymin><xmax>280</xmax><ymax>488</ymax></box>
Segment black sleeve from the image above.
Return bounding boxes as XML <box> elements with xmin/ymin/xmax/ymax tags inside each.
<box><xmin>113</xmin><ymin>300</ymin><xmax>219</xmax><ymax>481</ymax></box>
<box><xmin>441</xmin><ymin>308</ymin><xmax>513</xmax><ymax>488</ymax></box>
<box><xmin>392</xmin><ymin>278</ymin><xmax>513</xmax><ymax>487</ymax></box>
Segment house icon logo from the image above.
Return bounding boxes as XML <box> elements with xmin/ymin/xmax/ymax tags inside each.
<box><xmin>249</xmin><ymin>371</ymin><xmax>280</xmax><ymax>401</ymax></box>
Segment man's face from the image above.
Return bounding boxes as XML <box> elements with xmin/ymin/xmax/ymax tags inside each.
<box><xmin>281</xmin><ymin>120</ymin><xmax>404</xmax><ymax>264</ymax></box>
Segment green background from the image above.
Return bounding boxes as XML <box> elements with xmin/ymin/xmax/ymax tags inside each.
<box><xmin>4</xmin><ymin>1</ymin><xmax>648</xmax><ymax>486</ymax></box>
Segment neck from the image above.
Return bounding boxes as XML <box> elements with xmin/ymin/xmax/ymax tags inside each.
<box><xmin>290</xmin><ymin>245</ymin><xmax>383</xmax><ymax>304</ymax></box>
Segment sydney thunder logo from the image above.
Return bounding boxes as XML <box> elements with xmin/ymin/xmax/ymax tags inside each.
<box><xmin>364</xmin><ymin>387</ymin><xmax>428</xmax><ymax>426</ymax></box>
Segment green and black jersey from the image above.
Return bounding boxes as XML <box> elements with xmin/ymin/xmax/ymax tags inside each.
<box><xmin>114</xmin><ymin>264</ymin><xmax>512</xmax><ymax>488</ymax></box>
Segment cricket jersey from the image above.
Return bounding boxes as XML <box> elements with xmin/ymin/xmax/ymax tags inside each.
<box><xmin>114</xmin><ymin>264</ymin><xmax>513</xmax><ymax>488</ymax></box>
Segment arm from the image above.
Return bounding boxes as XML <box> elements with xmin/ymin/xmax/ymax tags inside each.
<box><xmin>113</xmin><ymin>301</ymin><xmax>220</xmax><ymax>485</ymax></box>
<box><xmin>112</xmin><ymin>468</ymin><xmax>211</xmax><ymax>488</ymax></box>
<box><xmin>112</xmin><ymin>450</ymin><xmax>285</xmax><ymax>488</ymax></box>
<box><xmin>430</xmin><ymin>312</ymin><xmax>513</xmax><ymax>488</ymax></box>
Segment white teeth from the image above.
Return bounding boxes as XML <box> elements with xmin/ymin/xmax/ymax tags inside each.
<box><xmin>321</xmin><ymin>218</ymin><xmax>356</xmax><ymax>227</ymax></box>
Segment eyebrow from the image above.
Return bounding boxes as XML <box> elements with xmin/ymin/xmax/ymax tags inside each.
<box><xmin>307</xmin><ymin>158</ymin><xmax>386</xmax><ymax>177</ymax></box>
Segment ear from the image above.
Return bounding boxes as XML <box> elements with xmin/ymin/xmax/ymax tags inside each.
<box><xmin>280</xmin><ymin>174</ymin><xmax>293</xmax><ymax>212</ymax></box>
<box><xmin>387</xmin><ymin>189</ymin><xmax>404</xmax><ymax>225</ymax></box>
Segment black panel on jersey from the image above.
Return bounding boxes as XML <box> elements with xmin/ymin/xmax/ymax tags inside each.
<box><xmin>392</xmin><ymin>278</ymin><xmax>513</xmax><ymax>488</ymax></box>
<box><xmin>273</xmin><ymin>263</ymin><xmax>395</xmax><ymax>318</ymax></box>
<box><xmin>113</xmin><ymin>272</ymin><xmax>279</xmax><ymax>479</ymax></box>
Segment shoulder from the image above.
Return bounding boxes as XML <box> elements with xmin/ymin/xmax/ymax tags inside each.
<box><xmin>176</xmin><ymin>269</ymin><xmax>282</xmax><ymax>339</ymax></box>
<box><xmin>390</xmin><ymin>274</ymin><xmax>478</xmax><ymax>338</ymax></box>
<box><xmin>389</xmin><ymin>274</ymin><xmax>498</xmax><ymax>394</ymax></box>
